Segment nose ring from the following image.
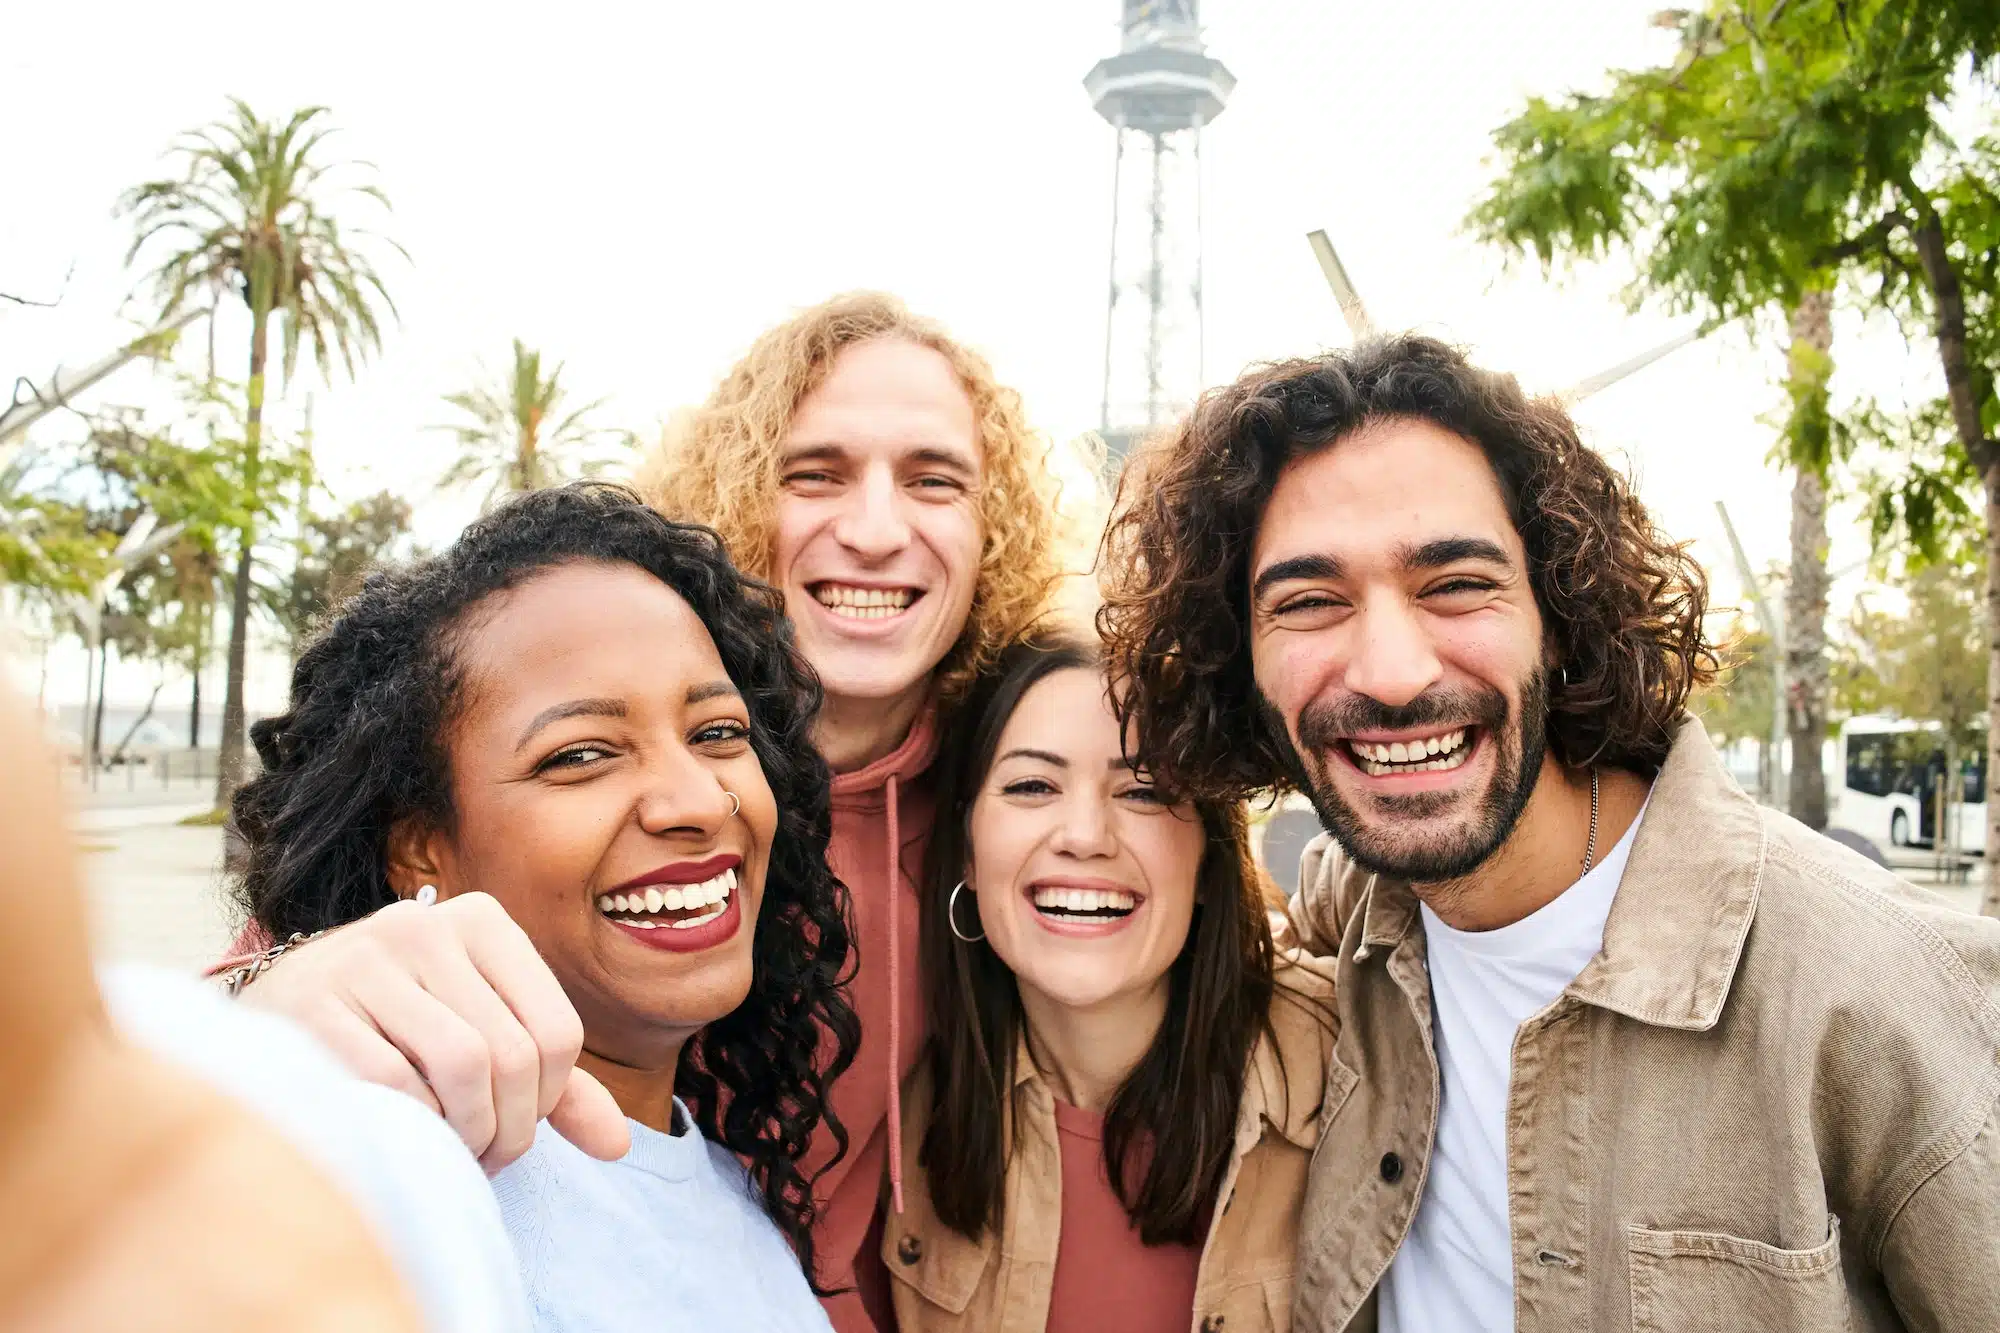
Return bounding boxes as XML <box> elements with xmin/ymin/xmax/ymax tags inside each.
<box><xmin>722</xmin><ymin>789</ymin><xmax>740</xmax><ymax>819</ymax></box>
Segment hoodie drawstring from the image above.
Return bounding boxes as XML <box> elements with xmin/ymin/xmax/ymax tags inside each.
<box><xmin>885</xmin><ymin>771</ymin><xmax>906</xmax><ymax>1216</ymax></box>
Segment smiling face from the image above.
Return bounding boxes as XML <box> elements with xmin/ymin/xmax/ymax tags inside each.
<box><xmin>772</xmin><ymin>337</ymin><xmax>985</xmax><ymax>718</ymax></box>
<box><xmin>392</xmin><ymin>560</ymin><xmax>780</xmax><ymax>1067</ymax></box>
<box><xmin>965</xmin><ymin>667</ymin><xmax>1205</xmax><ymax>1014</ymax></box>
<box><xmin>1248</xmin><ymin>417</ymin><xmax>1553</xmax><ymax>882</ymax></box>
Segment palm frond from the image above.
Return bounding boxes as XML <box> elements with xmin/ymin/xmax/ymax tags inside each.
<box><xmin>433</xmin><ymin>339</ymin><xmax>624</xmax><ymax>501</ymax></box>
<box><xmin>118</xmin><ymin>99</ymin><xmax>402</xmax><ymax>407</ymax></box>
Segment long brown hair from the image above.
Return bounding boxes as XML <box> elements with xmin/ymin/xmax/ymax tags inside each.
<box><xmin>918</xmin><ymin>635</ymin><xmax>1275</xmax><ymax>1245</ymax></box>
<box><xmin>1098</xmin><ymin>333</ymin><xmax>1718</xmax><ymax>802</ymax></box>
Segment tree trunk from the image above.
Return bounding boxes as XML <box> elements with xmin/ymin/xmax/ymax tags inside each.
<box><xmin>216</xmin><ymin>304</ymin><xmax>270</xmax><ymax>808</ymax></box>
<box><xmin>188</xmin><ymin>650</ymin><xmax>202</xmax><ymax>748</ymax></box>
<box><xmin>1911</xmin><ymin>212</ymin><xmax>1988</xmax><ymax>463</ymax></box>
<box><xmin>1904</xmin><ymin>198</ymin><xmax>2000</xmax><ymax>916</ymax></box>
<box><xmin>1786</xmin><ymin>290</ymin><xmax>1833</xmax><ymax>830</ymax></box>
<box><xmin>90</xmin><ymin>642</ymin><xmax>110</xmax><ymax>770</ymax></box>
<box><xmin>1984</xmin><ymin>464</ymin><xmax>2000</xmax><ymax>918</ymax></box>
<box><xmin>216</xmin><ymin>540</ymin><xmax>255</xmax><ymax>803</ymax></box>
<box><xmin>513</xmin><ymin>420</ymin><xmax>536</xmax><ymax>496</ymax></box>
<box><xmin>109</xmin><ymin>680</ymin><xmax>165</xmax><ymax>766</ymax></box>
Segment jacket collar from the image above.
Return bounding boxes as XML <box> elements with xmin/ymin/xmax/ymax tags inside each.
<box><xmin>1245</xmin><ymin>964</ymin><xmax>1338</xmax><ymax>1150</ymax></box>
<box><xmin>1351</xmin><ymin>716</ymin><xmax>1760</xmax><ymax>1032</ymax></box>
<box><xmin>1564</xmin><ymin>716</ymin><xmax>1762</xmax><ymax>1031</ymax></box>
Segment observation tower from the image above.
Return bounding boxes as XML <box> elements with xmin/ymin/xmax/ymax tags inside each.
<box><xmin>1085</xmin><ymin>0</ymin><xmax>1233</xmax><ymax>462</ymax></box>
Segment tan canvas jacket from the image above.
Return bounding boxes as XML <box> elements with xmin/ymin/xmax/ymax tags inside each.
<box><xmin>1284</xmin><ymin>717</ymin><xmax>2000</xmax><ymax>1333</ymax></box>
<box><xmin>883</xmin><ymin>961</ymin><xmax>1340</xmax><ymax>1333</ymax></box>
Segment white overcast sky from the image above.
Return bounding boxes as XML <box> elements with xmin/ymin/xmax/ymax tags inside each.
<box><xmin>3</xmin><ymin>0</ymin><xmax>1943</xmax><ymax>710</ymax></box>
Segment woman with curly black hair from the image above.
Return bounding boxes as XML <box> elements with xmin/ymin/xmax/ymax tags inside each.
<box><xmin>228</xmin><ymin>482</ymin><xmax>857</xmax><ymax>1333</ymax></box>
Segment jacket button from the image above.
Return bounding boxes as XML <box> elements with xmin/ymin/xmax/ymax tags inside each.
<box><xmin>1200</xmin><ymin>1318</ymin><xmax>1225</xmax><ymax>1332</ymax></box>
<box><xmin>1379</xmin><ymin>1152</ymin><xmax>1404</xmax><ymax>1184</ymax></box>
<box><xmin>896</xmin><ymin>1235</ymin><xmax>923</xmax><ymax>1265</ymax></box>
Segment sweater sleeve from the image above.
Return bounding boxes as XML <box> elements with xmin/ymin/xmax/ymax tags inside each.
<box><xmin>203</xmin><ymin>920</ymin><xmax>274</xmax><ymax>977</ymax></box>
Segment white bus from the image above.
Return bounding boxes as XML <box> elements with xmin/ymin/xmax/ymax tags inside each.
<box><xmin>1835</xmin><ymin>716</ymin><xmax>1987</xmax><ymax>856</ymax></box>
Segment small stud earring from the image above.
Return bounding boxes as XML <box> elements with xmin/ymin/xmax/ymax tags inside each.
<box><xmin>414</xmin><ymin>884</ymin><xmax>438</xmax><ymax>906</ymax></box>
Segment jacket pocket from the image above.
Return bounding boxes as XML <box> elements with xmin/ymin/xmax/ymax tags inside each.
<box><xmin>1196</xmin><ymin>1272</ymin><xmax>1293</xmax><ymax>1333</ymax></box>
<box><xmin>1626</xmin><ymin>1215</ymin><xmax>1850</xmax><ymax>1333</ymax></box>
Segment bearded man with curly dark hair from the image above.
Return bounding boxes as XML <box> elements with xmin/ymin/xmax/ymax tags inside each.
<box><xmin>1098</xmin><ymin>335</ymin><xmax>2000</xmax><ymax>1333</ymax></box>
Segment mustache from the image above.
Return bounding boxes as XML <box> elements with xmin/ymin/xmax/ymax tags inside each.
<box><xmin>1294</xmin><ymin>685</ymin><xmax>1509</xmax><ymax>752</ymax></box>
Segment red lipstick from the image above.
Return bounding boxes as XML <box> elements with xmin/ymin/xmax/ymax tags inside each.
<box><xmin>611</xmin><ymin>854</ymin><xmax>740</xmax><ymax>893</ymax></box>
<box><xmin>612</xmin><ymin>890</ymin><xmax>743</xmax><ymax>954</ymax></box>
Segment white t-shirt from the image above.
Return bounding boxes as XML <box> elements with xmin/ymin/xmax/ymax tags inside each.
<box><xmin>102</xmin><ymin>965</ymin><xmax>530</xmax><ymax>1333</ymax></box>
<box><xmin>1378</xmin><ymin>803</ymin><xmax>1646</xmax><ymax>1333</ymax></box>
<box><xmin>491</xmin><ymin>1112</ymin><xmax>832</xmax><ymax>1333</ymax></box>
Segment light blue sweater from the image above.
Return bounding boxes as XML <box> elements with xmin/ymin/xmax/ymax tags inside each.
<box><xmin>490</xmin><ymin>1103</ymin><xmax>831</xmax><ymax>1333</ymax></box>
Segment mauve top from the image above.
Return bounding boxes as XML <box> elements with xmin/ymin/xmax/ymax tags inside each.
<box><xmin>1044</xmin><ymin>1100</ymin><xmax>1203</xmax><ymax>1333</ymax></box>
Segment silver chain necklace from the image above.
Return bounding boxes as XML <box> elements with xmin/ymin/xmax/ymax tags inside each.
<box><xmin>1581</xmin><ymin>767</ymin><xmax>1601</xmax><ymax>875</ymax></box>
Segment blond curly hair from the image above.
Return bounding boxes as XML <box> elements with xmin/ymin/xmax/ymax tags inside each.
<box><xmin>635</xmin><ymin>291</ymin><xmax>1087</xmax><ymax>704</ymax></box>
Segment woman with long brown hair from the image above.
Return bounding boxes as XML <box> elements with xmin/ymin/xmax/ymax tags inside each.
<box><xmin>883</xmin><ymin>635</ymin><xmax>1338</xmax><ymax>1333</ymax></box>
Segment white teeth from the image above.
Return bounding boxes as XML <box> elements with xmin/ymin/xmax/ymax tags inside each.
<box><xmin>1355</xmin><ymin>741</ymin><xmax>1471</xmax><ymax>778</ymax></box>
<box><xmin>1353</xmin><ymin>729</ymin><xmax>1470</xmax><ymax>772</ymax></box>
<box><xmin>814</xmin><ymin>585</ymin><xmax>916</xmax><ymax>618</ymax></box>
<box><xmin>1030</xmin><ymin>886</ymin><xmax>1139</xmax><ymax>915</ymax></box>
<box><xmin>598</xmin><ymin>868</ymin><xmax>738</xmax><ymax>919</ymax></box>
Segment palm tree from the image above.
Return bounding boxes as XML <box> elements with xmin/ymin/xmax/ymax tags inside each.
<box><xmin>436</xmin><ymin>340</ymin><xmax>624</xmax><ymax>507</ymax></box>
<box><xmin>120</xmin><ymin>99</ymin><xmax>401</xmax><ymax>806</ymax></box>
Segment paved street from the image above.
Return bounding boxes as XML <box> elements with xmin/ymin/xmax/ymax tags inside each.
<box><xmin>71</xmin><ymin>790</ymin><xmax>237</xmax><ymax>974</ymax></box>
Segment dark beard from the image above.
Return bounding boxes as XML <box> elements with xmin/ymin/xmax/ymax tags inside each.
<box><xmin>1261</xmin><ymin>667</ymin><xmax>1550</xmax><ymax>883</ymax></box>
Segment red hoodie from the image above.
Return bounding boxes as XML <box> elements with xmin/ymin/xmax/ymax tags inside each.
<box><xmin>810</xmin><ymin>708</ymin><xmax>937</xmax><ymax>1333</ymax></box>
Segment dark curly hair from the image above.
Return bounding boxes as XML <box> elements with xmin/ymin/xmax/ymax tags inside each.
<box><xmin>229</xmin><ymin>482</ymin><xmax>859</xmax><ymax>1287</ymax></box>
<box><xmin>1097</xmin><ymin>333</ymin><xmax>1716</xmax><ymax>802</ymax></box>
<box><xmin>918</xmin><ymin>635</ymin><xmax>1276</xmax><ymax>1246</ymax></box>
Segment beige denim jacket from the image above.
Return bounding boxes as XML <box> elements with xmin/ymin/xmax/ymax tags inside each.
<box><xmin>883</xmin><ymin>962</ymin><xmax>1340</xmax><ymax>1333</ymax></box>
<box><xmin>1284</xmin><ymin>717</ymin><xmax>2000</xmax><ymax>1333</ymax></box>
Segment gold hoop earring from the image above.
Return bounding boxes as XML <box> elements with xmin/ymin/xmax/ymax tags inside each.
<box><xmin>947</xmin><ymin>881</ymin><xmax>984</xmax><ymax>943</ymax></box>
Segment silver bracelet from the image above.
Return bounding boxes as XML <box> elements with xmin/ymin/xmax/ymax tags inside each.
<box><xmin>217</xmin><ymin>930</ymin><xmax>325</xmax><ymax>997</ymax></box>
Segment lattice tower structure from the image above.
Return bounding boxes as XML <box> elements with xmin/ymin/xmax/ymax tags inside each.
<box><xmin>1085</xmin><ymin>0</ymin><xmax>1233</xmax><ymax>462</ymax></box>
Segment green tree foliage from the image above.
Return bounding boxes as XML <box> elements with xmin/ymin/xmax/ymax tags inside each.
<box><xmin>0</xmin><ymin>447</ymin><xmax>107</xmax><ymax>600</ymax></box>
<box><xmin>120</xmin><ymin>99</ymin><xmax>402</xmax><ymax>806</ymax></box>
<box><xmin>72</xmin><ymin>390</ymin><xmax>303</xmax><ymax>760</ymax></box>
<box><xmin>1834</xmin><ymin>549</ymin><xmax>1988</xmax><ymax>748</ymax></box>
<box><xmin>1470</xmin><ymin>0</ymin><xmax>2000</xmax><ymax>903</ymax></box>
<box><xmin>1697</xmin><ymin>616</ymin><xmax>1778</xmax><ymax>747</ymax></box>
<box><xmin>266</xmin><ymin>490</ymin><xmax>414</xmax><ymax>657</ymax></box>
<box><xmin>436</xmin><ymin>339</ymin><xmax>625</xmax><ymax>507</ymax></box>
